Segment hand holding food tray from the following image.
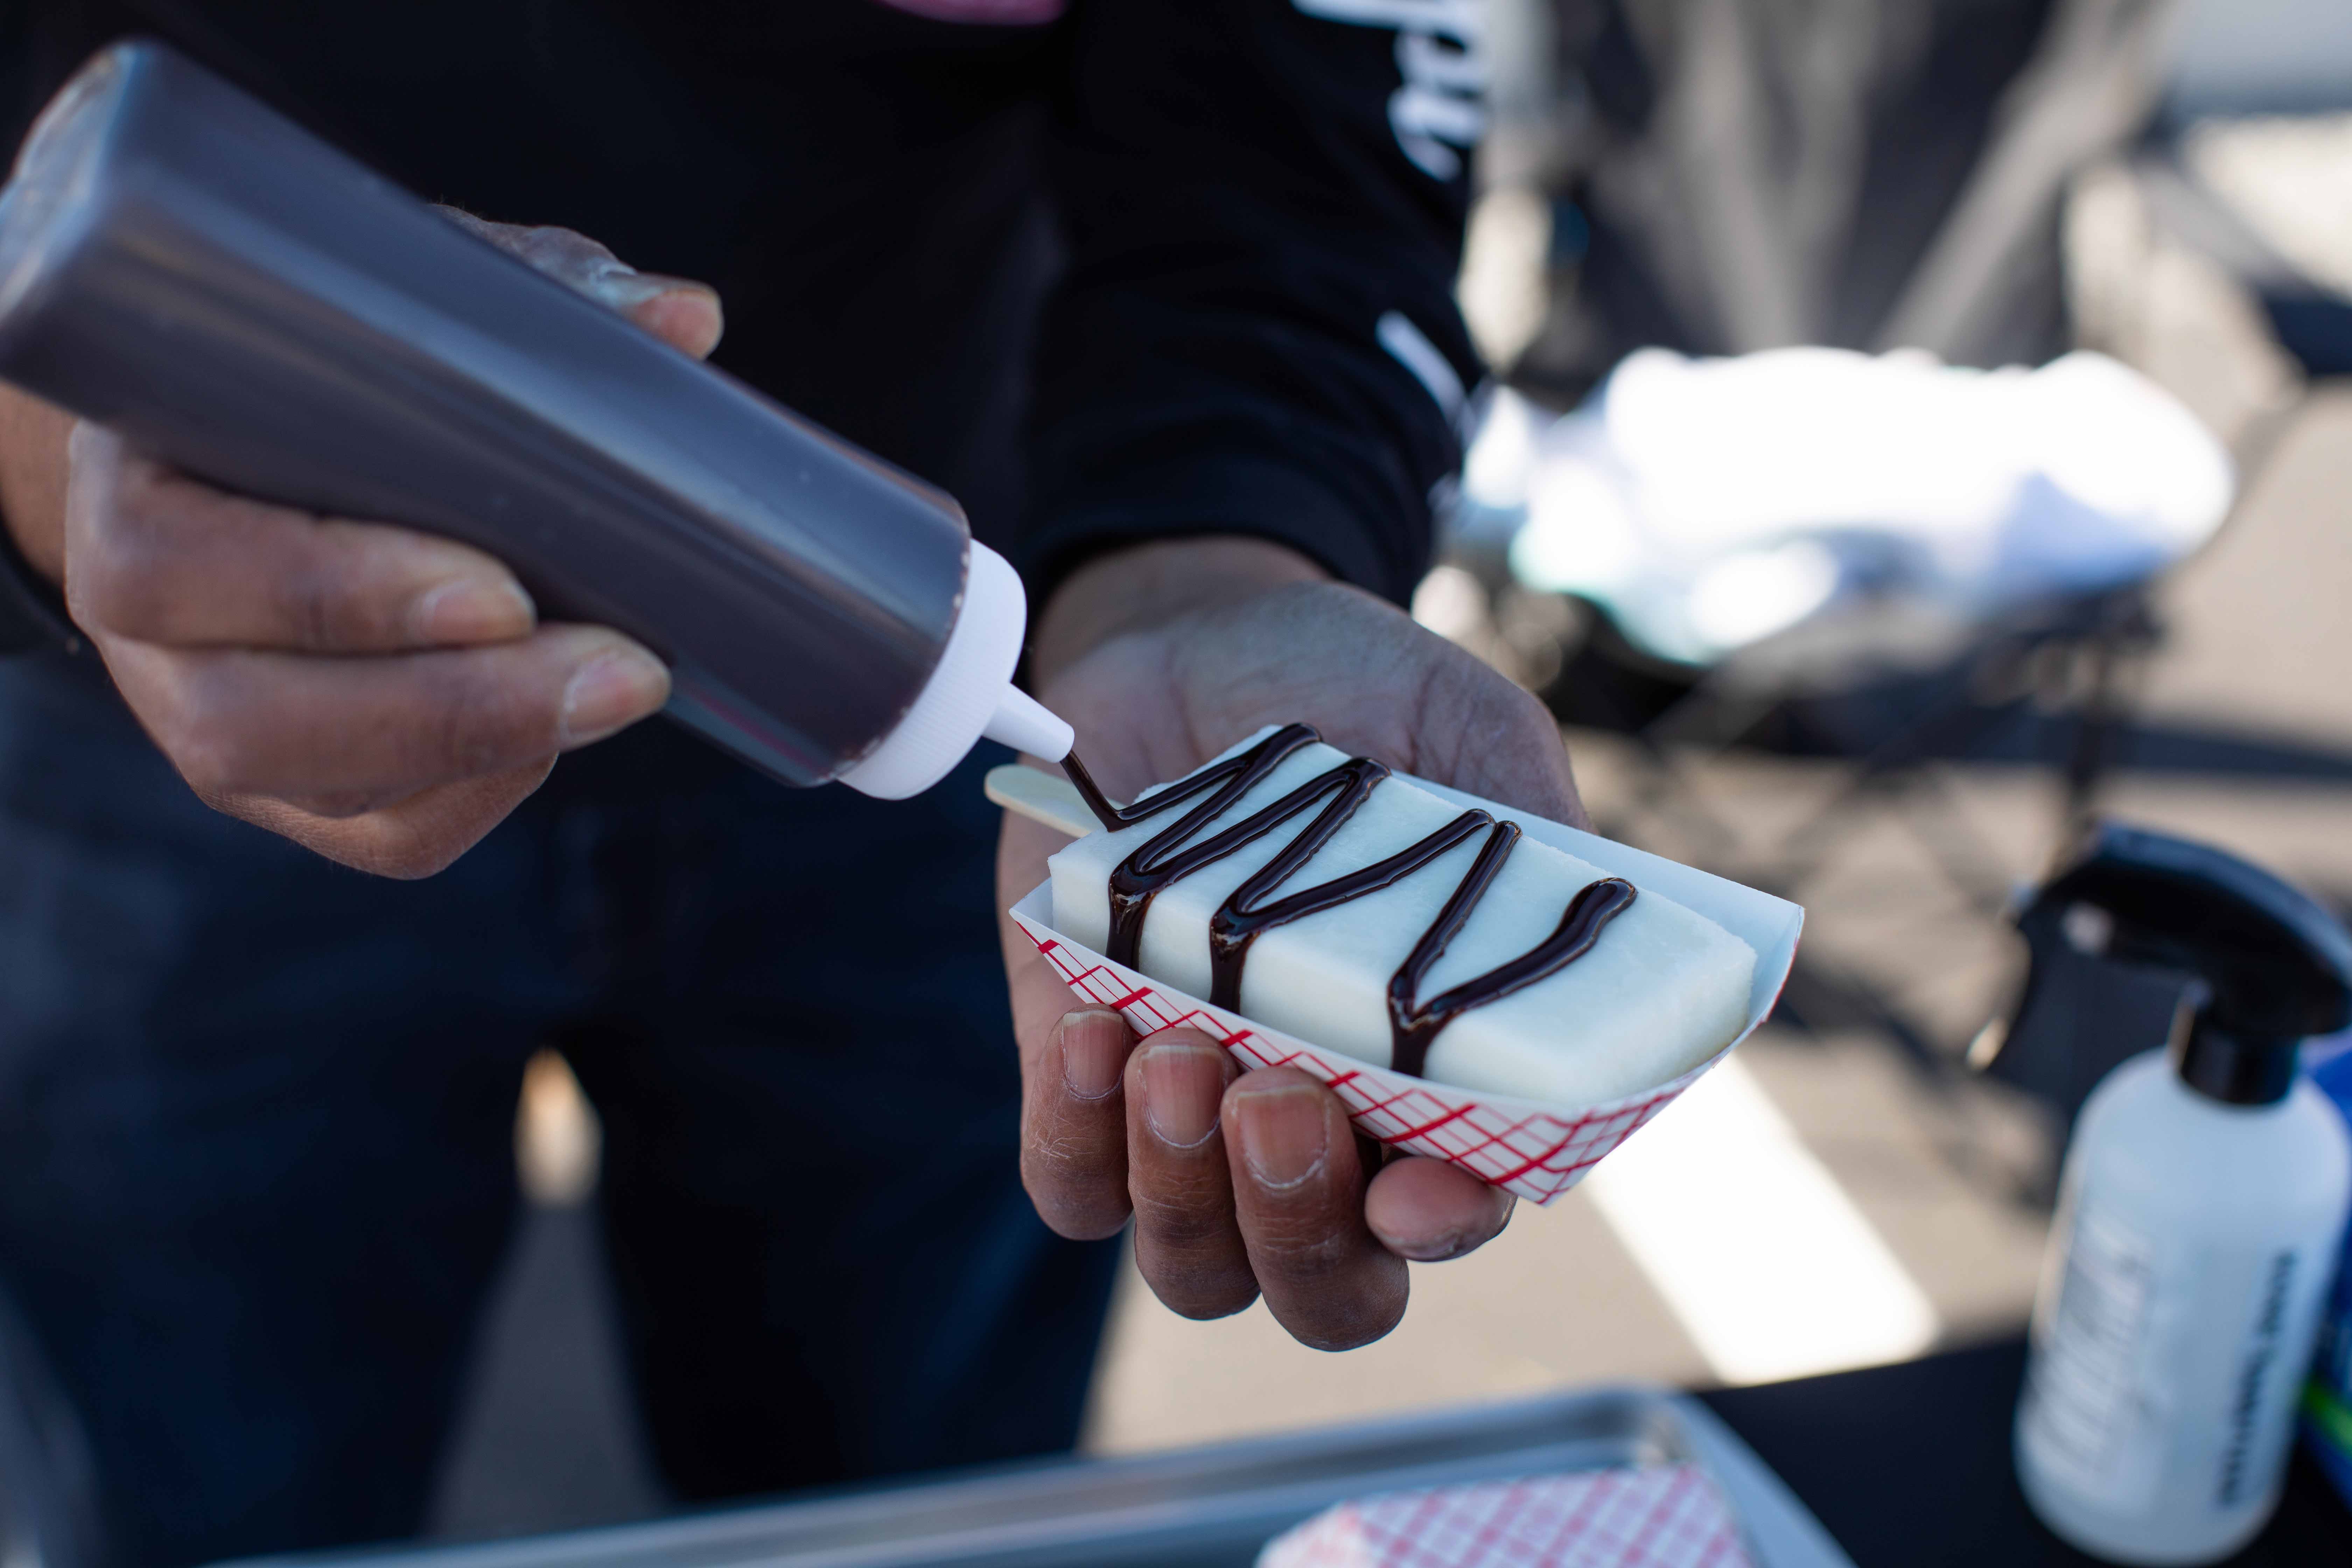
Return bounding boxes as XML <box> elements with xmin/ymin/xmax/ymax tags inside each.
<box><xmin>990</xmin><ymin>727</ymin><xmax>1803</xmax><ymax>1204</ymax></box>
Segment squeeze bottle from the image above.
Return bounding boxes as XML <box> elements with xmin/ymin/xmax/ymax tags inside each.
<box><xmin>2008</xmin><ymin>823</ymin><xmax>2352</xmax><ymax>1563</ymax></box>
<box><xmin>0</xmin><ymin>40</ymin><xmax>1071</xmax><ymax>797</ymax></box>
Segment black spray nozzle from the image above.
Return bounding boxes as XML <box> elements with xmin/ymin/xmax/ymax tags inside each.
<box><xmin>2014</xmin><ymin>822</ymin><xmax>2352</xmax><ymax>1106</ymax></box>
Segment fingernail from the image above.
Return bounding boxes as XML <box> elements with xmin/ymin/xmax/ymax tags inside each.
<box><xmin>1380</xmin><ymin>1228</ymin><xmax>1479</xmax><ymax>1263</ymax></box>
<box><xmin>411</xmin><ymin>578</ymin><xmax>534</xmax><ymax>643</ymax></box>
<box><xmin>1372</xmin><ymin>1192</ymin><xmax>1512</xmax><ymax>1262</ymax></box>
<box><xmin>1232</xmin><ymin>1085</ymin><xmax>1329</xmax><ymax>1189</ymax></box>
<box><xmin>1059</xmin><ymin>1010</ymin><xmax>1128</xmax><ymax>1100</ymax></box>
<box><xmin>586</xmin><ymin>265</ymin><xmax>714</xmax><ymax>313</ymax></box>
<box><xmin>1141</xmin><ymin>1043</ymin><xmax>1227</xmax><ymax>1149</ymax></box>
<box><xmin>560</xmin><ymin>648</ymin><xmax>670</xmax><ymax>746</ymax></box>
<box><xmin>584</xmin><ymin>267</ymin><xmax>662</xmax><ymax>307</ymax></box>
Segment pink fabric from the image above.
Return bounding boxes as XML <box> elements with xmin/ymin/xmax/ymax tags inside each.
<box><xmin>871</xmin><ymin>0</ymin><xmax>1066</xmax><ymax>23</ymax></box>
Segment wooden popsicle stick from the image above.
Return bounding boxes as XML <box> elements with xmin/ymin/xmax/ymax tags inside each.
<box><xmin>984</xmin><ymin>764</ymin><xmax>1099</xmax><ymax>839</ymax></box>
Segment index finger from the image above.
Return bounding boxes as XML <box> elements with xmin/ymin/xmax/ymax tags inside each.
<box><xmin>436</xmin><ymin>209</ymin><xmax>724</xmax><ymax>360</ymax></box>
<box><xmin>65</xmin><ymin>426</ymin><xmax>536</xmax><ymax>654</ymax></box>
<box><xmin>1002</xmin><ymin>809</ymin><xmax>1140</xmax><ymax>1241</ymax></box>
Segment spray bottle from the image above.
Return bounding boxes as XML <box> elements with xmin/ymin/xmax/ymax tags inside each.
<box><xmin>0</xmin><ymin>40</ymin><xmax>1070</xmax><ymax>798</ymax></box>
<box><xmin>2009</xmin><ymin>823</ymin><xmax>2352</xmax><ymax>1563</ymax></box>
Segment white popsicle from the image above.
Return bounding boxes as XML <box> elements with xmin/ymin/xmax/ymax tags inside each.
<box><xmin>1048</xmin><ymin>732</ymin><xmax>1756</xmax><ymax>1105</ymax></box>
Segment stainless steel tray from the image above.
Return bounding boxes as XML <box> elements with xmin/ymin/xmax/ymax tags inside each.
<box><xmin>235</xmin><ymin>1386</ymin><xmax>1853</xmax><ymax>1568</ymax></box>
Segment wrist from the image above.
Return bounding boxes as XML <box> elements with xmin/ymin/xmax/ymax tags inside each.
<box><xmin>1031</xmin><ymin>535</ymin><xmax>1329</xmax><ymax>687</ymax></box>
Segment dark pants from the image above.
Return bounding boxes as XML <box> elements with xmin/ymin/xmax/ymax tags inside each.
<box><xmin>0</xmin><ymin>651</ymin><xmax>1119</xmax><ymax>1567</ymax></box>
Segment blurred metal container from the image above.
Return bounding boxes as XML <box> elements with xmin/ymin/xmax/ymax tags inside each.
<box><xmin>226</xmin><ymin>1385</ymin><xmax>1853</xmax><ymax>1568</ymax></box>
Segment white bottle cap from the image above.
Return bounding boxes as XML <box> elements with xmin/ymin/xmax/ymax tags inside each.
<box><xmin>835</xmin><ymin>540</ymin><xmax>1072</xmax><ymax>799</ymax></box>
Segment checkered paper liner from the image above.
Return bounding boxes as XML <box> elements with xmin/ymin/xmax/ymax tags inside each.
<box><xmin>1254</xmin><ymin>1462</ymin><xmax>1755</xmax><ymax>1568</ymax></box>
<box><xmin>1014</xmin><ymin>896</ymin><xmax>1682</xmax><ymax>1203</ymax></box>
<box><xmin>1007</xmin><ymin>770</ymin><xmax>1801</xmax><ymax>1206</ymax></box>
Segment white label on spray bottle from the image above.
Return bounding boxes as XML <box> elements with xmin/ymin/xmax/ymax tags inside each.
<box><xmin>2023</xmin><ymin>1205</ymin><xmax>2157</xmax><ymax>1500</ymax></box>
<box><xmin>2215</xmin><ymin>1249</ymin><xmax>2299</xmax><ymax>1509</ymax></box>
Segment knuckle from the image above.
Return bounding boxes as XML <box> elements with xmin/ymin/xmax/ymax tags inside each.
<box><xmin>97</xmin><ymin>457</ymin><xmax>177</xmax><ymax>536</ymax></box>
<box><xmin>415</xmin><ymin>658</ymin><xmax>550</xmax><ymax>776</ymax></box>
<box><xmin>271</xmin><ymin>564</ymin><xmax>343</xmax><ymax>652</ymax></box>
<box><xmin>1251</xmin><ymin>1214</ymin><xmax>1362</xmax><ymax>1275</ymax></box>
<box><xmin>1020</xmin><ymin>1139</ymin><xmax>1129</xmax><ymax>1241</ymax></box>
<box><xmin>1131</xmin><ymin>1184</ymin><xmax>1234</xmax><ymax>1250</ymax></box>
<box><xmin>72</xmin><ymin>516</ymin><xmax>174</xmax><ymax>633</ymax></box>
<box><xmin>515</xmin><ymin>225</ymin><xmax>621</xmax><ymax>286</ymax></box>
<box><xmin>521</xmin><ymin>222</ymin><xmax>593</xmax><ymax>254</ymax></box>
<box><xmin>70</xmin><ymin>559</ymin><xmax>147</xmax><ymax>634</ymax></box>
<box><xmin>1024</xmin><ymin>1121</ymin><xmax>1104</xmax><ymax>1185</ymax></box>
<box><xmin>168</xmin><ymin>721</ymin><xmax>259</xmax><ymax>797</ymax></box>
<box><xmin>154</xmin><ymin>663</ymin><xmax>275</xmax><ymax>795</ymax></box>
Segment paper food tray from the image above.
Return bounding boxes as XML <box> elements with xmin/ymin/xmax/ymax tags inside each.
<box><xmin>1256</xmin><ymin>1461</ymin><xmax>1752</xmax><ymax>1568</ymax></box>
<box><xmin>1009</xmin><ymin>773</ymin><xmax>1803</xmax><ymax>1206</ymax></box>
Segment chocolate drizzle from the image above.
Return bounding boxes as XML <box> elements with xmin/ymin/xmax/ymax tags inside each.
<box><xmin>1061</xmin><ymin>725</ymin><xmax>1638</xmax><ymax>1078</ymax></box>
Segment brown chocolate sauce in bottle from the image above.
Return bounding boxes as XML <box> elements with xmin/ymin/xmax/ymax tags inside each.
<box><xmin>1060</xmin><ymin>726</ymin><xmax>1636</xmax><ymax>1078</ymax></box>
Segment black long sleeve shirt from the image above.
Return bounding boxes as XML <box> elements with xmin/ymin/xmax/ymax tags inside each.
<box><xmin>0</xmin><ymin>0</ymin><xmax>1483</xmax><ymax>653</ymax></box>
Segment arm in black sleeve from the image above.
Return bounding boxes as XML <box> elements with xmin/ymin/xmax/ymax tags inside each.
<box><xmin>1016</xmin><ymin>0</ymin><xmax>1485</xmax><ymax>608</ymax></box>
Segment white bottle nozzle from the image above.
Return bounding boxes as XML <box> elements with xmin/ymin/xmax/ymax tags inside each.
<box><xmin>836</xmin><ymin>541</ymin><xmax>1070</xmax><ymax>799</ymax></box>
<box><xmin>986</xmin><ymin>684</ymin><xmax>1072</xmax><ymax>762</ymax></box>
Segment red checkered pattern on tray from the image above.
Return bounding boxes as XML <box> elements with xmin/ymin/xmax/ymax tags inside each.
<box><xmin>1257</xmin><ymin>1463</ymin><xmax>1752</xmax><ymax>1568</ymax></box>
<box><xmin>1023</xmin><ymin>925</ymin><xmax>1693</xmax><ymax>1205</ymax></box>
